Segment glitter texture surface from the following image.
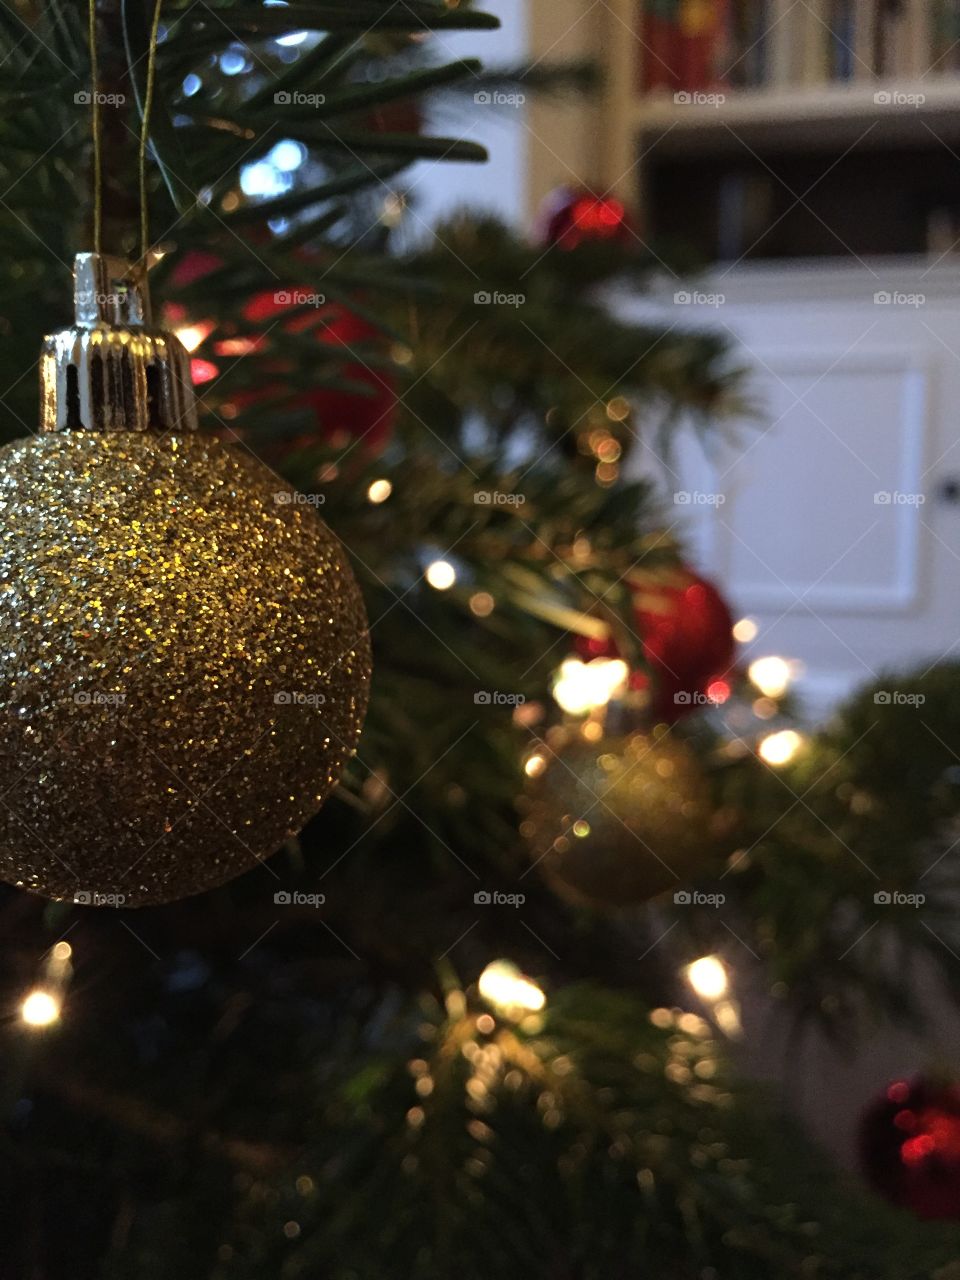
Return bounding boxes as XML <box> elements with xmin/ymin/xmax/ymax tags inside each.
<box><xmin>520</xmin><ymin>730</ymin><xmax>723</xmax><ymax>907</ymax></box>
<box><xmin>0</xmin><ymin>432</ymin><xmax>371</xmax><ymax>906</ymax></box>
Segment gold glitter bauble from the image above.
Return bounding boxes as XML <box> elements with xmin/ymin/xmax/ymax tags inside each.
<box><xmin>520</xmin><ymin>728</ymin><xmax>728</xmax><ymax>907</ymax></box>
<box><xmin>0</xmin><ymin>432</ymin><xmax>371</xmax><ymax>906</ymax></box>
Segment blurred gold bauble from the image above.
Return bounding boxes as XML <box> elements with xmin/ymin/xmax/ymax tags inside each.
<box><xmin>520</xmin><ymin>727</ymin><xmax>729</xmax><ymax>907</ymax></box>
<box><xmin>0</xmin><ymin>431</ymin><xmax>371</xmax><ymax>906</ymax></box>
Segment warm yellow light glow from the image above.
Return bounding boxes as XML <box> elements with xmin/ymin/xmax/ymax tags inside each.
<box><xmin>552</xmin><ymin>657</ymin><xmax>629</xmax><ymax>716</ymax></box>
<box><xmin>524</xmin><ymin>752</ymin><xmax>547</xmax><ymax>779</ymax></box>
<box><xmin>21</xmin><ymin>989</ymin><xmax>61</xmax><ymax>1027</ymax></box>
<box><xmin>47</xmin><ymin>940</ymin><xmax>73</xmax><ymax>983</ymax></box>
<box><xmin>685</xmin><ymin>955</ymin><xmax>728</xmax><ymax>1001</ymax></box>
<box><xmin>216</xmin><ymin>336</ymin><xmax>258</xmax><ymax>357</ymax></box>
<box><xmin>758</xmin><ymin>728</ymin><xmax>804</xmax><ymax>766</ymax></box>
<box><xmin>733</xmin><ymin>617</ymin><xmax>758</xmax><ymax>644</ymax></box>
<box><xmin>367</xmin><ymin>479</ymin><xmax>392</xmax><ymax>504</ymax></box>
<box><xmin>425</xmin><ymin>560</ymin><xmax>456</xmax><ymax>590</ymax></box>
<box><xmin>478</xmin><ymin>960</ymin><xmax>546</xmax><ymax>1014</ymax></box>
<box><xmin>714</xmin><ymin>999</ymin><xmax>742</xmax><ymax>1037</ymax></box>
<box><xmin>469</xmin><ymin>591</ymin><xmax>495</xmax><ymax>617</ymax></box>
<box><xmin>748</xmin><ymin>655</ymin><xmax>792</xmax><ymax>698</ymax></box>
<box><xmin>175</xmin><ymin>322</ymin><xmax>213</xmax><ymax>354</ymax></box>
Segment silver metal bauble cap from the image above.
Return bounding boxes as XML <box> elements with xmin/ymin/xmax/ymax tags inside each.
<box><xmin>40</xmin><ymin>253</ymin><xmax>199</xmax><ymax>434</ymax></box>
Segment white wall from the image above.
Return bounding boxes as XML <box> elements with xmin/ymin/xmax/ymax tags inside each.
<box><xmin>403</xmin><ymin>0</ymin><xmax>529</xmax><ymax>236</ymax></box>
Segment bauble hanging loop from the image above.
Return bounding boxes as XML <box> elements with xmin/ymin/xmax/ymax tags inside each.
<box><xmin>40</xmin><ymin>253</ymin><xmax>198</xmax><ymax>434</ymax></box>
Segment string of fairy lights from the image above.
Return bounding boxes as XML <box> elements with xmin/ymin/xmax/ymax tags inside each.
<box><xmin>13</xmin><ymin>546</ymin><xmax>805</xmax><ymax>1046</ymax></box>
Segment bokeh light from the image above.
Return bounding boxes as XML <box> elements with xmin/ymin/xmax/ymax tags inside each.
<box><xmin>21</xmin><ymin>989</ymin><xmax>60</xmax><ymax>1027</ymax></box>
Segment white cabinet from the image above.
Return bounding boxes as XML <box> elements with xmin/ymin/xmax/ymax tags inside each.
<box><xmin>625</xmin><ymin>260</ymin><xmax>960</xmax><ymax>716</ymax></box>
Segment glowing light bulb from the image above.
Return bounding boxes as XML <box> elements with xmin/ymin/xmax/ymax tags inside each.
<box><xmin>685</xmin><ymin>955</ymin><xmax>728</xmax><ymax>1001</ymax></box>
<box><xmin>758</xmin><ymin>728</ymin><xmax>804</xmax><ymax>766</ymax></box>
<box><xmin>21</xmin><ymin>989</ymin><xmax>60</xmax><ymax>1027</ymax></box>
<box><xmin>425</xmin><ymin>560</ymin><xmax>456</xmax><ymax>590</ymax></box>
<box><xmin>733</xmin><ymin>617</ymin><xmax>758</xmax><ymax>644</ymax></box>
<box><xmin>552</xmin><ymin>657</ymin><xmax>629</xmax><ymax>716</ymax></box>
<box><xmin>47</xmin><ymin>940</ymin><xmax>73</xmax><ymax>983</ymax></box>
<box><xmin>478</xmin><ymin>960</ymin><xmax>546</xmax><ymax>1014</ymax></box>
<box><xmin>748</xmin><ymin>655</ymin><xmax>793</xmax><ymax>699</ymax></box>
<box><xmin>524</xmin><ymin>752</ymin><xmax>547</xmax><ymax>779</ymax></box>
<box><xmin>705</xmin><ymin>678</ymin><xmax>731</xmax><ymax>705</ymax></box>
<box><xmin>175</xmin><ymin>322</ymin><xmax>213</xmax><ymax>354</ymax></box>
<box><xmin>366</xmin><ymin>479</ymin><xmax>392</xmax><ymax>504</ymax></box>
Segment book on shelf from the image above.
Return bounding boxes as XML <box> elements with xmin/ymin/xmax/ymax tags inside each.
<box><xmin>635</xmin><ymin>0</ymin><xmax>960</xmax><ymax>95</ymax></box>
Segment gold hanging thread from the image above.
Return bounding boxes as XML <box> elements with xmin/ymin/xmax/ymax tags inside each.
<box><xmin>139</xmin><ymin>0</ymin><xmax>165</xmax><ymax>264</ymax></box>
<box><xmin>88</xmin><ymin>0</ymin><xmax>102</xmax><ymax>254</ymax></box>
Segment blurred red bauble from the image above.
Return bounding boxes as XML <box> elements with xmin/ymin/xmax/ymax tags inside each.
<box><xmin>167</xmin><ymin>251</ymin><xmax>224</xmax><ymax>387</ymax></box>
<box><xmin>242</xmin><ymin>291</ymin><xmax>397</xmax><ymax>453</ymax></box>
<box><xmin>165</xmin><ymin>251</ymin><xmax>397</xmax><ymax>451</ymax></box>
<box><xmin>575</xmin><ymin>567</ymin><xmax>735</xmax><ymax>722</ymax></box>
<box><xmin>171</xmin><ymin>248</ymin><xmax>223</xmax><ymax>289</ymax></box>
<box><xmin>540</xmin><ymin>186</ymin><xmax>633</xmax><ymax>250</ymax></box>
<box><xmin>859</xmin><ymin>1077</ymin><xmax>960</xmax><ymax>1221</ymax></box>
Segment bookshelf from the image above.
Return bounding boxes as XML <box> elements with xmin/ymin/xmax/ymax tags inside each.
<box><xmin>636</xmin><ymin>1</ymin><xmax>960</xmax><ymax>99</ymax></box>
<box><xmin>525</xmin><ymin>1</ymin><xmax>960</xmax><ymax>263</ymax></box>
<box><xmin>523</xmin><ymin>1</ymin><xmax>960</xmax><ymax>725</ymax></box>
<box><xmin>631</xmin><ymin>78</ymin><xmax>960</xmax><ymax>131</ymax></box>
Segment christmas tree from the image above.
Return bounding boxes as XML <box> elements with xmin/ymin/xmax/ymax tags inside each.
<box><xmin>1</xmin><ymin>3</ymin><xmax>960</xmax><ymax>1276</ymax></box>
